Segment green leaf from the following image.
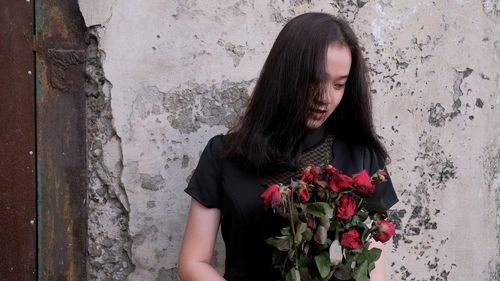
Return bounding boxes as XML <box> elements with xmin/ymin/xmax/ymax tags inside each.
<box><xmin>298</xmin><ymin>267</ymin><xmax>313</xmax><ymax>281</ymax></box>
<box><xmin>368</xmin><ymin>261</ymin><xmax>376</xmax><ymax>273</ymax></box>
<box><xmin>266</xmin><ymin>236</ymin><xmax>290</xmax><ymax>251</ymax></box>
<box><xmin>298</xmin><ymin>255</ymin><xmax>313</xmax><ymax>267</ymax></box>
<box><xmin>359</xmin><ymin>247</ymin><xmax>382</xmax><ymax>265</ymax></box>
<box><xmin>317</xmin><ymin>180</ymin><xmax>328</xmax><ymax>188</ymax></box>
<box><xmin>294</xmin><ymin>232</ymin><xmax>303</xmax><ymax>246</ymax></box>
<box><xmin>313</xmin><ymin>225</ymin><xmax>327</xmax><ymax>245</ymax></box>
<box><xmin>288</xmin><ymin>249</ymin><xmax>295</xmax><ymax>260</ymax></box>
<box><xmin>352</xmin><ymin>260</ymin><xmax>369</xmax><ymax>281</ymax></box>
<box><xmin>286</xmin><ymin>268</ymin><xmax>300</xmax><ymax>281</ymax></box>
<box><xmin>345</xmin><ymin>216</ymin><xmax>360</xmax><ymax>229</ymax></box>
<box><xmin>354</xmin><ymin>246</ymin><xmax>382</xmax><ymax>275</ymax></box>
<box><xmin>272</xmin><ymin>250</ymin><xmax>288</xmax><ymax>269</ymax></box>
<box><xmin>296</xmin><ymin>222</ymin><xmax>307</xmax><ymax>234</ymax></box>
<box><xmin>281</xmin><ymin>227</ymin><xmax>291</xmax><ymax>236</ymax></box>
<box><xmin>319</xmin><ymin>215</ymin><xmax>330</xmax><ymax>229</ymax></box>
<box><xmin>351</xmin><ymin>248</ymin><xmax>363</xmax><ymax>254</ymax></box>
<box><xmin>334</xmin><ymin>267</ymin><xmax>353</xmax><ymax>280</ymax></box>
<box><xmin>377</xmin><ymin>224</ymin><xmax>390</xmax><ymax>231</ymax></box>
<box><xmin>329</xmin><ymin>219</ymin><xmax>342</xmax><ymax>232</ymax></box>
<box><xmin>303</xmin><ymin>228</ymin><xmax>313</xmax><ymax>241</ymax></box>
<box><xmin>358</xmin><ymin>209</ymin><xmax>369</xmax><ymax>221</ymax></box>
<box><xmin>298</xmin><ymin>211</ymin><xmax>307</xmax><ymax>223</ymax></box>
<box><xmin>314</xmin><ymin>252</ymin><xmax>331</xmax><ymax>278</ymax></box>
<box><xmin>305</xmin><ymin>202</ymin><xmax>333</xmax><ymax>218</ymax></box>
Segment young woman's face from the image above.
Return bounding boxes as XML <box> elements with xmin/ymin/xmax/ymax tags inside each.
<box><xmin>306</xmin><ymin>43</ymin><xmax>352</xmax><ymax>129</ymax></box>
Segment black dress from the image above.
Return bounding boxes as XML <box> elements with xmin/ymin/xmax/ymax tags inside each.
<box><xmin>184</xmin><ymin>128</ymin><xmax>398</xmax><ymax>281</ymax></box>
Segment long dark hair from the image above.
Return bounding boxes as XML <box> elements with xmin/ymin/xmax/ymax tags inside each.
<box><xmin>224</xmin><ymin>12</ymin><xmax>389</xmax><ymax>171</ymax></box>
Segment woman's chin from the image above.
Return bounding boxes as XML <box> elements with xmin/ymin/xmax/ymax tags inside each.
<box><xmin>306</xmin><ymin>119</ymin><xmax>325</xmax><ymax>129</ymax></box>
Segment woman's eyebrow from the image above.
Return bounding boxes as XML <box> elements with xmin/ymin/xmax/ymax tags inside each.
<box><xmin>336</xmin><ymin>75</ymin><xmax>349</xmax><ymax>79</ymax></box>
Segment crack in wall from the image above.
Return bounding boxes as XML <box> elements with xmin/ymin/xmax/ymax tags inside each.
<box><xmin>86</xmin><ymin>25</ymin><xmax>134</xmax><ymax>281</ymax></box>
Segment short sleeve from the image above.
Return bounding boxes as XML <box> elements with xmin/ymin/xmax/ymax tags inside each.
<box><xmin>184</xmin><ymin>135</ymin><xmax>224</xmax><ymax>209</ymax></box>
<box><xmin>364</xmin><ymin>147</ymin><xmax>399</xmax><ymax>211</ymax></box>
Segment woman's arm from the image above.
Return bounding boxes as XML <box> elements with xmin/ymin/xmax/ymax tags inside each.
<box><xmin>368</xmin><ymin>240</ymin><xmax>386</xmax><ymax>281</ymax></box>
<box><xmin>178</xmin><ymin>198</ymin><xmax>225</xmax><ymax>281</ymax></box>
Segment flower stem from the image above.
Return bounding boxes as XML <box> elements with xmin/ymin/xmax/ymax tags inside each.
<box><xmin>289</xmin><ymin>190</ymin><xmax>298</xmax><ymax>269</ymax></box>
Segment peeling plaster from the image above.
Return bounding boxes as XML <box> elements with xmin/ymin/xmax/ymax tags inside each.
<box><xmin>162</xmin><ymin>80</ymin><xmax>254</xmax><ymax>134</ymax></box>
<box><xmin>86</xmin><ymin>26</ymin><xmax>134</xmax><ymax>280</ymax></box>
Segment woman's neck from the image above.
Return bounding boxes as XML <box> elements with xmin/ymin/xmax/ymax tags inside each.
<box><xmin>301</xmin><ymin>126</ymin><xmax>327</xmax><ymax>151</ymax></box>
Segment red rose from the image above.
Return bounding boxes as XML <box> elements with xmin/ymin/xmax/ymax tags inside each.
<box><xmin>261</xmin><ymin>184</ymin><xmax>281</xmax><ymax>211</ymax></box>
<box><xmin>301</xmin><ymin>166</ymin><xmax>319</xmax><ymax>183</ymax></box>
<box><xmin>337</xmin><ymin>194</ymin><xmax>356</xmax><ymax>219</ymax></box>
<box><xmin>353</xmin><ymin>170</ymin><xmax>371</xmax><ymax>186</ymax></box>
<box><xmin>380</xmin><ymin>171</ymin><xmax>388</xmax><ymax>177</ymax></box>
<box><xmin>332</xmin><ymin>173</ymin><xmax>354</xmax><ymax>191</ymax></box>
<box><xmin>341</xmin><ymin>229</ymin><xmax>362</xmax><ymax>249</ymax></box>
<box><xmin>352</xmin><ymin>170</ymin><xmax>375</xmax><ymax>197</ymax></box>
<box><xmin>317</xmin><ymin>185</ymin><xmax>326</xmax><ymax>200</ymax></box>
<box><xmin>299</xmin><ymin>185</ymin><xmax>309</xmax><ymax>203</ymax></box>
<box><xmin>374</xmin><ymin>220</ymin><xmax>395</xmax><ymax>243</ymax></box>
<box><xmin>328</xmin><ymin>167</ymin><xmax>354</xmax><ymax>192</ymax></box>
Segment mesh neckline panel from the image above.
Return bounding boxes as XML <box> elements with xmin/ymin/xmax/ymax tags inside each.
<box><xmin>261</xmin><ymin>134</ymin><xmax>335</xmax><ymax>187</ymax></box>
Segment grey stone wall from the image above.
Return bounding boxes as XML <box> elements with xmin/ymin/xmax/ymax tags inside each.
<box><xmin>79</xmin><ymin>0</ymin><xmax>500</xmax><ymax>280</ymax></box>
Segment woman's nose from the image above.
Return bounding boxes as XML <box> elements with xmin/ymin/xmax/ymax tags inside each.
<box><xmin>317</xmin><ymin>89</ymin><xmax>332</xmax><ymax>105</ymax></box>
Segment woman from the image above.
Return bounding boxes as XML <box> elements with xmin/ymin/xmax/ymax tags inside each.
<box><xmin>178</xmin><ymin>12</ymin><xmax>398</xmax><ymax>281</ymax></box>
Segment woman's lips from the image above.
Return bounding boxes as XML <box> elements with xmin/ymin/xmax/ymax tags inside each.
<box><xmin>310</xmin><ymin>109</ymin><xmax>326</xmax><ymax>120</ymax></box>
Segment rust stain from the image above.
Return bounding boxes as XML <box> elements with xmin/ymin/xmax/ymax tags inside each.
<box><xmin>37</xmin><ymin>0</ymin><xmax>88</xmax><ymax>280</ymax></box>
<box><xmin>65</xmin><ymin>119</ymin><xmax>71</xmax><ymax>147</ymax></box>
<box><xmin>46</xmin><ymin>5</ymin><xmax>70</xmax><ymax>40</ymax></box>
<box><xmin>64</xmin><ymin>182</ymin><xmax>76</xmax><ymax>280</ymax></box>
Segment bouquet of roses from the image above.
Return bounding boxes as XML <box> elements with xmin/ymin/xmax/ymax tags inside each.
<box><xmin>261</xmin><ymin>161</ymin><xmax>395</xmax><ymax>281</ymax></box>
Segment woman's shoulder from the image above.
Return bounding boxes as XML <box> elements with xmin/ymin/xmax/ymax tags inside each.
<box><xmin>332</xmin><ymin>135</ymin><xmax>385</xmax><ymax>174</ymax></box>
<box><xmin>203</xmin><ymin>134</ymin><xmax>225</xmax><ymax>158</ymax></box>
<box><xmin>332</xmin><ymin>135</ymin><xmax>367</xmax><ymax>158</ymax></box>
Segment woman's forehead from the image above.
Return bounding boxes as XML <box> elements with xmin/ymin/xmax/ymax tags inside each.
<box><xmin>325</xmin><ymin>43</ymin><xmax>352</xmax><ymax>80</ymax></box>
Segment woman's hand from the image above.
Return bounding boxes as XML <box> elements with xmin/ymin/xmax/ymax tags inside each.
<box><xmin>368</xmin><ymin>240</ymin><xmax>386</xmax><ymax>281</ymax></box>
<box><xmin>178</xmin><ymin>199</ymin><xmax>225</xmax><ymax>281</ymax></box>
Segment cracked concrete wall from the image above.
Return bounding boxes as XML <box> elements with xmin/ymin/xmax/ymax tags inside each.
<box><xmin>79</xmin><ymin>0</ymin><xmax>500</xmax><ymax>280</ymax></box>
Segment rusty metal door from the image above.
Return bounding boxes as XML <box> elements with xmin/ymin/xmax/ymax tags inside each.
<box><xmin>0</xmin><ymin>0</ymin><xmax>37</xmax><ymax>280</ymax></box>
<box><xmin>1</xmin><ymin>0</ymin><xmax>88</xmax><ymax>280</ymax></box>
<box><xmin>35</xmin><ymin>0</ymin><xmax>88</xmax><ymax>280</ymax></box>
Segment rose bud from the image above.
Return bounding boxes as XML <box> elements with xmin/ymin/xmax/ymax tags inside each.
<box><xmin>316</xmin><ymin>180</ymin><xmax>329</xmax><ymax>200</ymax></box>
<box><xmin>325</xmin><ymin>164</ymin><xmax>336</xmax><ymax>175</ymax></box>
<box><xmin>299</xmin><ymin>185</ymin><xmax>309</xmax><ymax>203</ymax></box>
<box><xmin>371</xmin><ymin>169</ymin><xmax>388</xmax><ymax>183</ymax></box>
<box><xmin>261</xmin><ymin>184</ymin><xmax>281</xmax><ymax>211</ymax></box>
<box><xmin>352</xmin><ymin>170</ymin><xmax>375</xmax><ymax>197</ymax></box>
<box><xmin>341</xmin><ymin>229</ymin><xmax>362</xmax><ymax>249</ymax></box>
<box><xmin>317</xmin><ymin>186</ymin><xmax>326</xmax><ymax>200</ymax></box>
<box><xmin>374</xmin><ymin>220</ymin><xmax>396</xmax><ymax>243</ymax></box>
<box><xmin>337</xmin><ymin>194</ymin><xmax>356</xmax><ymax>220</ymax></box>
<box><xmin>301</xmin><ymin>165</ymin><xmax>319</xmax><ymax>183</ymax></box>
<box><xmin>307</xmin><ymin>215</ymin><xmax>316</xmax><ymax>229</ymax></box>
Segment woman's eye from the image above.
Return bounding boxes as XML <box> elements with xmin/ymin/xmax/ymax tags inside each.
<box><xmin>334</xmin><ymin>84</ymin><xmax>345</xmax><ymax>89</ymax></box>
